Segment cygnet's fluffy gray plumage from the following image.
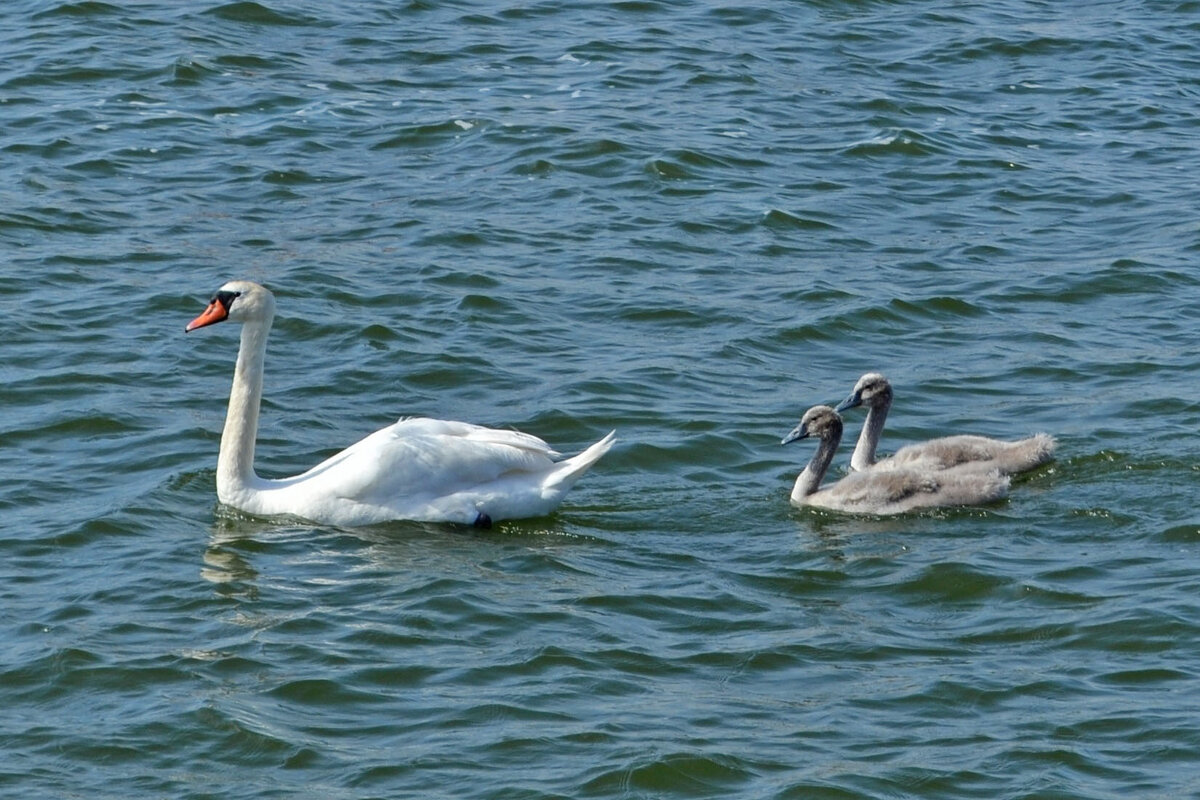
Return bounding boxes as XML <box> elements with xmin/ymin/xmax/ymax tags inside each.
<box><xmin>782</xmin><ymin>405</ymin><xmax>1010</xmax><ymax>515</ymax></box>
<box><xmin>836</xmin><ymin>373</ymin><xmax>1056</xmax><ymax>474</ymax></box>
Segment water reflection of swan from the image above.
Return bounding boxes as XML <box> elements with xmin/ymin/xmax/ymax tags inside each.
<box><xmin>782</xmin><ymin>405</ymin><xmax>1009</xmax><ymax>514</ymax></box>
<box><xmin>836</xmin><ymin>373</ymin><xmax>1056</xmax><ymax>474</ymax></box>
<box><xmin>185</xmin><ymin>280</ymin><xmax>614</xmax><ymax>528</ymax></box>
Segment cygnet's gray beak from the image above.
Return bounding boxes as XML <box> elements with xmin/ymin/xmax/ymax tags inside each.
<box><xmin>781</xmin><ymin>422</ymin><xmax>809</xmax><ymax>445</ymax></box>
<box><xmin>834</xmin><ymin>390</ymin><xmax>862</xmax><ymax>414</ymax></box>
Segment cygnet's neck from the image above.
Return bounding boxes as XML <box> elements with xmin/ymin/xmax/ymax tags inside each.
<box><xmin>792</xmin><ymin>426</ymin><xmax>841</xmax><ymax>503</ymax></box>
<box><xmin>850</xmin><ymin>398</ymin><xmax>889</xmax><ymax>471</ymax></box>
<box><xmin>216</xmin><ymin>316</ymin><xmax>271</xmax><ymax>500</ymax></box>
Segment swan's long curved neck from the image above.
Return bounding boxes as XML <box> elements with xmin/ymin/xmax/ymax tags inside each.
<box><xmin>792</xmin><ymin>430</ymin><xmax>839</xmax><ymax>503</ymax></box>
<box><xmin>216</xmin><ymin>317</ymin><xmax>271</xmax><ymax>500</ymax></box>
<box><xmin>850</xmin><ymin>399</ymin><xmax>889</xmax><ymax>471</ymax></box>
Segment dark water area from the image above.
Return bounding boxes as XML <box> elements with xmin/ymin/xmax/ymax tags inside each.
<box><xmin>4</xmin><ymin>1</ymin><xmax>1200</xmax><ymax>797</ymax></box>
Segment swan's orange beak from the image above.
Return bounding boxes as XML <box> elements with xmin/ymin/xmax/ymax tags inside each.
<box><xmin>185</xmin><ymin>299</ymin><xmax>228</xmax><ymax>332</ymax></box>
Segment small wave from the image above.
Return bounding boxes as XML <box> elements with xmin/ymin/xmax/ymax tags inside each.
<box><xmin>204</xmin><ymin>1</ymin><xmax>324</xmax><ymax>27</ymax></box>
<box><xmin>841</xmin><ymin>129</ymin><xmax>944</xmax><ymax>158</ymax></box>
<box><xmin>370</xmin><ymin>118</ymin><xmax>486</xmax><ymax>150</ymax></box>
<box><xmin>761</xmin><ymin>208</ymin><xmax>839</xmax><ymax>231</ymax></box>
<box><xmin>31</xmin><ymin>1</ymin><xmax>120</xmax><ymax>20</ymax></box>
<box><xmin>582</xmin><ymin>751</ymin><xmax>758</xmax><ymax>797</ymax></box>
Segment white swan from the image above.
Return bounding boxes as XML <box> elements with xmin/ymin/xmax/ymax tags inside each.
<box><xmin>781</xmin><ymin>405</ymin><xmax>1009</xmax><ymax>514</ymax></box>
<box><xmin>835</xmin><ymin>372</ymin><xmax>1056</xmax><ymax>474</ymax></box>
<box><xmin>185</xmin><ymin>280</ymin><xmax>615</xmax><ymax>527</ymax></box>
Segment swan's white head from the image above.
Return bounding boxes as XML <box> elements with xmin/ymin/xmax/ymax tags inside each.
<box><xmin>185</xmin><ymin>280</ymin><xmax>276</xmax><ymax>332</ymax></box>
<box><xmin>835</xmin><ymin>372</ymin><xmax>892</xmax><ymax>413</ymax></box>
<box><xmin>781</xmin><ymin>404</ymin><xmax>842</xmax><ymax>445</ymax></box>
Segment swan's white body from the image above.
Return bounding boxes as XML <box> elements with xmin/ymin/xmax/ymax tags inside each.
<box><xmin>186</xmin><ymin>280</ymin><xmax>614</xmax><ymax>527</ymax></box>
<box><xmin>782</xmin><ymin>405</ymin><xmax>1009</xmax><ymax>515</ymax></box>
<box><xmin>836</xmin><ymin>373</ymin><xmax>1056</xmax><ymax>474</ymax></box>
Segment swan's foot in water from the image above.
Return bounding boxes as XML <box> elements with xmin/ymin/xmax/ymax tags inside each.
<box><xmin>474</xmin><ymin>511</ymin><xmax>493</xmax><ymax>529</ymax></box>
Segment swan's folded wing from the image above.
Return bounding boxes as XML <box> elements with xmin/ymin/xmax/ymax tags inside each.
<box><xmin>885</xmin><ymin>435</ymin><xmax>997</xmax><ymax>470</ymax></box>
<box><xmin>826</xmin><ymin>465</ymin><xmax>1008</xmax><ymax>512</ymax></box>
<box><xmin>832</xmin><ymin>469</ymin><xmax>941</xmax><ymax>507</ymax></box>
<box><xmin>288</xmin><ymin>417</ymin><xmax>561</xmax><ymax>507</ymax></box>
<box><xmin>933</xmin><ymin>467</ymin><xmax>1010</xmax><ymax>506</ymax></box>
<box><xmin>887</xmin><ymin>434</ymin><xmax>1056</xmax><ymax>473</ymax></box>
<box><xmin>453</xmin><ymin>420</ymin><xmax>562</xmax><ymax>458</ymax></box>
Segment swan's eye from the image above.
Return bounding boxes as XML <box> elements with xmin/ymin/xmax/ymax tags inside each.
<box><xmin>213</xmin><ymin>290</ymin><xmax>242</xmax><ymax>311</ymax></box>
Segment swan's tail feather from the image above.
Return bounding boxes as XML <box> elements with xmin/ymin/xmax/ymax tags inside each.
<box><xmin>1003</xmin><ymin>432</ymin><xmax>1056</xmax><ymax>474</ymax></box>
<box><xmin>543</xmin><ymin>431</ymin><xmax>616</xmax><ymax>493</ymax></box>
<box><xmin>1027</xmin><ymin>433</ymin><xmax>1057</xmax><ymax>464</ymax></box>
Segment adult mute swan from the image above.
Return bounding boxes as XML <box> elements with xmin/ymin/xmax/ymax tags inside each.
<box><xmin>835</xmin><ymin>373</ymin><xmax>1056</xmax><ymax>474</ymax></box>
<box><xmin>185</xmin><ymin>280</ymin><xmax>614</xmax><ymax>527</ymax></box>
<box><xmin>781</xmin><ymin>405</ymin><xmax>1009</xmax><ymax>514</ymax></box>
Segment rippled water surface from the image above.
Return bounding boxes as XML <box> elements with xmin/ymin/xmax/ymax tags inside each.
<box><xmin>5</xmin><ymin>1</ymin><xmax>1200</xmax><ymax>797</ymax></box>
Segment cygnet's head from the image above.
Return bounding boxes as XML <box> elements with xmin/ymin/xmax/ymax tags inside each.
<box><xmin>781</xmin><ymin>404</ymin><xmax>843</xmax><ymax>445</ymax></box>
<box><xmin>835</xmin><ymin>372</ymin><xmax>892</xmax><ymax>413</ymax></box>
<box><xmin>185</xmin><ymin>280</ymin><xmax>276</xmax><ymax>332</ymax></box>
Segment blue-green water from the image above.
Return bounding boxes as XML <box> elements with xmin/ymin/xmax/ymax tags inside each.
<box><xmin>5</xmin><ymin>1</ymin><xmax>1200</xmax><ymax>797</ymax></box>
